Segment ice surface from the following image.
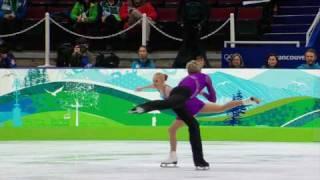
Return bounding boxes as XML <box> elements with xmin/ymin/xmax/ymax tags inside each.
<box><xmin>0</xmin><ymin>141</ymin><xmax>319</xmax><ymax>180</ymax></box>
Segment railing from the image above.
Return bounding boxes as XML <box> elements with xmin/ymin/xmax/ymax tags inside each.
<box><xmin>242</xmin><ymin>0</ymin><xmax>271</xmax><ymax>6</ymax></box>
<box><xmin>0</xmin><ymin>11</ymin><xmax>305</xmax><ymax>66</ymax></box>
<box><xmin>306</xmin><ymin>8</ymin><xmax>320</xmax><ymax>46</ymax></box>
<box><xmin>0</xmin><ymin>13</ymin><xmax>233</xmax><ymax>67</ymax></box>
<box><xmin>226</xmin><ymin>9</ymin><xmax>302</xmax><ymax>48</ymax></box>
<box><xmin>224</xmin><ymin>41</ymin><xmax>301</xmax><ymax>48</ymax></box>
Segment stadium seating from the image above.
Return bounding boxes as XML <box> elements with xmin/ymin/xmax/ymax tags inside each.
<box><xmin>237</xmin><ymin>7</ymin><xmax>263</xmax><ymax>37</ymax></box>
<box><xmin>237</xmin><ymin>7</ymin><xmax>263</xmax><ymax>21</ymax></box>
<box><xmin>217</xmin><ymin>0</ymin><xmax>242</xmax><ymax>6</ymax></box>
<box><xmin>210</xmin><ymin>7</ymin><xmax>236</xmax><ymax>22</ymax></box>
<box><xmin>263</xmin><ymin>0</ymin><xmax>320</xmax><ymax>43</ymax></box>
<box><xmin>157</xmin><ymin>8</ymin><xmax>177</xmax><ymax>22</ymax></box>
<box><xmin>20</xmin><ymin>0</ymin><xmax>275</xmax><ymax>50</ymax></box>
<box><xmin>26</xmin><ymin>6</ymin><xmax>46</xmax><ymax>21</ymax></box>
<box><xmin>165</xmin><ymin>0</ymin><xmax>179</xmax><ymax>6</ymax></box>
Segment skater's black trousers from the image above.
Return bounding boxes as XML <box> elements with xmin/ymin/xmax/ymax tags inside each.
<box><xmin>139</xmin><ymin>86</ymin><xmax>205</xmax><ymax>164</ymax></box>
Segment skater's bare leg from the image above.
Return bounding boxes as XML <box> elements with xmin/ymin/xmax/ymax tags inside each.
<box><xmin>200</xmin><ymin>97</ymin><xmax>261</xmax><ymax>114</ymax></box>
<box><xmin>161</xmin><ymin>120</ymin><xmax>184</xmax><ymax>166</ymax></box>
<box><xmin>169</xmin><ymin>120</ymin><xmax>185</xmax><ymax>152</ymax></box>
<box><xmin>200</xmin><ymin>101</ymin><xmax>242</xmax><ymax>113</ymax></box>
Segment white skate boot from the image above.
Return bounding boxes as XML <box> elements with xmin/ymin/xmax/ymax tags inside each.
<box><xmin>195</xmin><ymin>160</ymin><xmax>210</xmax><ymax>170</ymax></box>
<box><xmin>128</xmin><ymin>106</ymin><xmax>145</xmax><ymax>114</ymax></box>
<box><xmin>242</xmin><ymin>97</ymin><xmax>260</xmax><ymax>106</ymax></box>
<box><xmin>160</xmin><ymin>152</ymin><xmax>178</xmax><ymax>167</ymax></box>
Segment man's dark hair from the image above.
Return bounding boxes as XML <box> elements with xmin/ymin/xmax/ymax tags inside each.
<box><xmin>138</xmin><ymin>45</ymin><xmax>148</xmax><ymax>52</ymax></box>
<box><xmin>305</xmin><ymin>48</ymin><xmax>317</xmax><ymax>57</ymax></box>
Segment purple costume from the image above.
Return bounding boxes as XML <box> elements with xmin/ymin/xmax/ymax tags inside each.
<box><xmin>179</xmin><ymin>73</ymin><xmax>217</xmax><ymax>116</ymax></box>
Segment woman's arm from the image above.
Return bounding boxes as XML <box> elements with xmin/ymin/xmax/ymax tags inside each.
<box><xmin>144</xmin><ymin>2</ymin><xmax>157</xmax><ymax>21</ymax></box>
<box><xmin>136</xmin><ymin>84</ymin><xmax>155</xmax><ymax>91</ymax></box>
<box><xmin>70</xmin><ymin>2</ymin><xmax>81</xmax><ymax>22</ymax></box>
<box><xmin>119</xmin><ymin>2</ymin><xmax>129</xmax><ymax>21</ymax></box>
<box><xmin>15</xmin><ymin>0</ymin><xmax>27</xmax><ymax>20</ymax></box>
<box><xmin>87</xmin><ymin>3</ymin><xmax>98</xmax><ymax>22</ymax></box>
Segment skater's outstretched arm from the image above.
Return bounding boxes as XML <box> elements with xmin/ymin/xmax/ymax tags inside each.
<box><xmin>136</xmin><ymin>84</ymin><xmax>155</xmax><ymax>91</ymax></box>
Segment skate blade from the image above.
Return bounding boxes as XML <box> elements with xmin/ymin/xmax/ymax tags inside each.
<box><xmin>128</xmin><ymin>107</ymin><xmax>144</xmax><ymax>114</ymax></box>
<box><xmin>195</xmin><ymin>166</ymin><xmax>210</xmax><ymax>170</ymax></box>
<box><xmin>128</xmin><ymin>110</ymin><xmax>137</xmax><ymax>114</ymax></box>
<box><xmin>160</xmin><ymin>162</ymin><xmax>178</xmax><ymax>168</ymax></box>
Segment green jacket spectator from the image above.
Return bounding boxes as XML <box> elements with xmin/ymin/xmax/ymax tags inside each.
<box><xmin>70</xmin><ymin>0</ymin><xmax>98</xmax><ymax>23</ymax></box>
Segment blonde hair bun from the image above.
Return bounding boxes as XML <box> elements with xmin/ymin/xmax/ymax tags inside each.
<box><xmin>186</xmin><ymin>60</ymin><xmax>201</xmax><ymax>74</ymax></box>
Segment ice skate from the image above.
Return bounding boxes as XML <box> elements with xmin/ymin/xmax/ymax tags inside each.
<box><xmin>160</xmin><ymin>152</ymin><xmax>178</xmax><ymax>168</ymax></box>
<box><xmin>128</xmin><ymin>106</ymin><xmax>145</xmax><ymax>114</ymax></box>
<box><xmin>242</xmin><ymin>97</ymin><xmax>260</xmax><ymax>106</ymax></box>
<box><xmin>195</xmin><ymin>160</ymin><xmax>210</xmax><ymax>170</ymax></box>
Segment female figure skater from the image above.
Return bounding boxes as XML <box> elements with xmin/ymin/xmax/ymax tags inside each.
<box><xmin>130</xmin><ymin>60</ymin><xmax>259</xmax><ymax>169</ymax></box>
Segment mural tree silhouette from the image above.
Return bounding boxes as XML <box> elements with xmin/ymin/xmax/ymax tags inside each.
<box><xmin>61</xmin><ymin>81</ymin><xmax>99</xmax><ymax>127</ymax></box>
<box><xmin>24</xmin><ymin>69</ymin><xmax>49</xmax><ymax>87</ymax></box>
<box><xmin>226</xmin><ymin>90</ymin><xmax>247</xmax><ymax>126</ymax></box>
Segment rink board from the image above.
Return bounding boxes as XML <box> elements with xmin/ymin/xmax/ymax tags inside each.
<box><xmin>0</xmin><ymin>69</ymin><xmax>319</xmax><ymax>141</ymax></box>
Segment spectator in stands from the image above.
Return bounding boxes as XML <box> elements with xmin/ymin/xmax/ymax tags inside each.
<box><xmin>100</xmin><ymin>0</ymin><xmax>122</xmax><ymax>34</ymax></box>
<box><xmin>95</xmin><ymin>51</ymin><xmax>120</xmax><ymax>68</ymax></box>
<box><xmin>297</xmin><ymin>48</ymin><xmax>320</xmax><ymax>69</ymax></box>
<box><xmin>56</xmin><ymin>43</ymin><xmax>73</xmax><ymax>67</ymax></box>
<box><xmin>173</xmin><ymin>0</ymin><xmax>209</xmax><ymax>68</ymax></box>
<box><xmin>70</xmin><ymin>0</ymin><xmax>98</xmax><ymax>35</ymax></box>
<box><xmin>119</xmin><ymin>0</ymin><xmax>157</xmax><ymax>44</ymax></box>
<box><xmin>0</xmin><ymin>0</ymin><xmax>27</xmax><ymax>50</ymax></box>
<box><xmin>0</xmin><ymin>45</ymin><xmax>16</xmax><ymax>68</ymax></box>
<box><xmin>228</xmin><ymin>53</ymin><xmax>244</xmax><ymax>68</ymax></box>
<box><xmin>70</xmin><ymin>38</ymin><xmax>95</xmax><ymax>67</ymax></box>
<box><xmin>195</xmin><ymin>55</ymin><xmax>210</xmax><ymax>67</ymax></box>
<box><xmin>100</xmin><ymin>0</ymin><xmax>122</xmax><ymax>49</ymax></box>
<box><xmin>262</xmin><ymin>53</ymin><xmax>279</xmax><ymax>68</ymax></box>
<box><xmin>131</xmin><ymin>45</ymin><xmax>155</xmax><ymax>68</ymax></box>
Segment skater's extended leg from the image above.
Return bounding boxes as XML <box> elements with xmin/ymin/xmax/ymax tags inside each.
<box><xmin>200</xmin><ymin>101</ymin><xmax>242</xmax><ymax>113</ymax></box>
<box><xmin>200</xmin><ymin>97</ymin><xmax>261</xmax><ymax>114</ymax></box>
<box><xmin>140</xmin><ymin>94</ymin><xmax>186</xmax><ymax>112</ymax></box>
<box><xmin>130</xmin><ymin>87</ymin><xmax>191</xmax><ymax>113</ymax></box>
